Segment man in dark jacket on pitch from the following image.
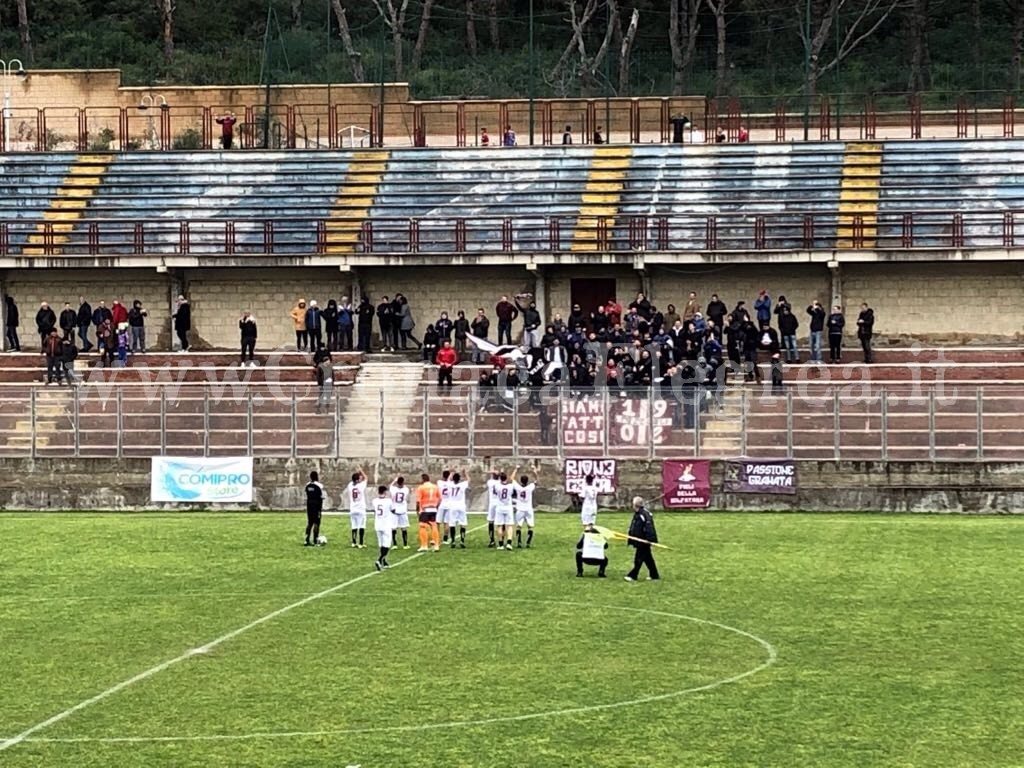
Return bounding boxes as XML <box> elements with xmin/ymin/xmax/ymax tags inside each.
<box><xmin>624</xmin><ymin>496</ymin><xmax>660</xmax><ymax>582</ymax></box>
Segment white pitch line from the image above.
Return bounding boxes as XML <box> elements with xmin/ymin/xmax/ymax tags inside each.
<box><xmin>0</xmin><ymin>529</ymin><xmax>479</xmax><ymax>754</ymax></box>
<box><xmin>8</xmin><ymin>596</ymin><xmax>778</xmax><ymax>746</ymax></box>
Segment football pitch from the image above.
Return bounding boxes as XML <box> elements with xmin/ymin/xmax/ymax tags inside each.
<box><xmin>1</xmin><ymin>512</ymin><xmax>1022</xmax><ymax>768</ymax></box>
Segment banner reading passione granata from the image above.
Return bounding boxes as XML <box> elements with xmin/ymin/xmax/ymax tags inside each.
<box><xmin>723</xmin><ymin>458</ymin><xmax>798</xmax><ymax>495</ymax></box>
<box><xmin>661</xmin><ymin>459</ymin><xmax>712</xmax><ymax>508</ymax></box>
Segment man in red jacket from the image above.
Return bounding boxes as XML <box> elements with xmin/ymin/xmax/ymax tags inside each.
<box><xmin>436</xmin><ymin>340</ymin><xmax>457</xmax><ymax>391</ymax></box>
<box><xmin>111</xmin><ymin>300</ymin><xmax>129</xmax><ymax>328</ymax></box>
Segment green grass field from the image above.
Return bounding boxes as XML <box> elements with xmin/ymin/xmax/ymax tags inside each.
<box><xmin>1</xmin><ymin>512</ymin><xmax>1023</xmax><ymax>768</ymax></box>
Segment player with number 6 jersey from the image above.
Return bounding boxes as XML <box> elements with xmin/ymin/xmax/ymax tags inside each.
<box><xmin>345</xmin><ymin>468</ymin><xmax>368</xmax><ymax>548</ymax></box>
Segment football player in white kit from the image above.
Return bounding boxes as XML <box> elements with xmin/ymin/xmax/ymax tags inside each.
<box><xmin>372</xmin><ymin>485</ymin><xmax>394</xmax><ymax>570</ymax></box>
<box><xmin>345</xmin><ymin>468</ymin><xmax>368</xmax><ymax>548</ymax></box>
<box><xmin>447</xmin><ymin>470</ymin><xmax>470</xmax><ymax>548</ymax></box>
<box><xmin>437</xmin><ymin>469</ymin><xmax>453</xmax><ymax>544</ymax></box>
<box><xmin>485</xmin><ymin>469</ymin><xmax>501</xmax><ymax>547</ymax></box>
<box><xmin>579</xmin><ymin>473</ymin><xmax>599</xmax><ymax>528</ymax></box>
<box><xmin>494</xmin><ymin>472</ymin><xmax>516</xmax><ymax>551</ymax></box>
<box><xmin>512</xmin><ymin>467</ymin><xmax>538</xmax><ymax>548</ymax></box>
<box><xmin>389</xmin><ymin>476</ymin><xmax>411</xmax><ymax>549</ymax></box>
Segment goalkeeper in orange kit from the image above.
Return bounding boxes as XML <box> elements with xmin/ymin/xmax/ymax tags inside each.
<box><xmin>414</xmin><ymin>473</ymin><xmax>442</xmax><ymax>551</ymax></box>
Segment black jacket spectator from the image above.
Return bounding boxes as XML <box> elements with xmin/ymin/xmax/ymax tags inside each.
<box><xmin>470</xmin><ymin>313</ymin><xmax>490</xmax><ymax>339</ymax></box>
<box><xmin>706</xmin><ymin>296</ymin><xmax>727</xmax><ymax>327</ymax></box>
<box><xmin>92</xmin><ymin>304</ymin><xmax>113</xmax><ymax>328</ymax></box>
<box><xmin>807</xmin><ymin>303</ymin><xmax>826</xmax><ymax>332</ymax></box>
<box><xmin>76</xmin><ymin>301</ymin><xmax>92</xmax><ymax>328</ymax></box>
<box><xmin>857</xmin><ymin>308</ymin><xmax>875</xmax><ymax>338</ymax></box>
<box><xmin>36</xmin><ymin>305</ymin><xmax>57</xmax><ymax>335</ymax></box>
<box><xmin>59</xmin><ymin>307</ymin><xmax>77</xmax><ymax>333</ymax></box>
<box><xmin>779</xmin><ymin>310</ymin><xmax>799</xmax><ymax>337</ymax></box>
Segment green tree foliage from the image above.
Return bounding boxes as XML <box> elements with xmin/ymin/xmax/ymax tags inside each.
<box><xmin>0</xmin><ymin>0</ymin><xmax>1018</xmax><ymax>99</ymax></box>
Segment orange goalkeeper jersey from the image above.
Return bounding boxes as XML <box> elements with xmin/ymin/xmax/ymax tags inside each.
<box><xmin>415</xmin><ymin>482</ymin><xmax>441</xmax><ymax>510</ymax></box>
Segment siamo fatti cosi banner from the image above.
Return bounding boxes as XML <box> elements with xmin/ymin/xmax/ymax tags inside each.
<box><xmin>723</xmin><ymin>458</ymin><xmax>798</xmax><ymax>495</ymax></box>
<box><xmin>151</xmin><ymin>456</ymin><xmax>254</xmax><ymax>503</ymax></box>
<box><xmin>661</xmin><ymin>459</ymin><xmax>712</xmax><ymax>508</ymax></box>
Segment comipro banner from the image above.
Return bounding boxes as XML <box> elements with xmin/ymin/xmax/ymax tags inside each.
<box><xmin>151</xmin><ymin>456</ymin><xmax>254</xmax><ymax>503</ymax></box>
<box><xmin>661</xmin><ymin>459</ymin><xmax>712</xmax><ymax>508</ymax></box>
<box><xmin>724</xmin><ymin>458</ymin><xmax>798</xmax><ymax>495</ymax></box>
<box><xmin>564</xmin><ymin>458</ymin><xmax>618</xmax><ymax>494</ymax></box>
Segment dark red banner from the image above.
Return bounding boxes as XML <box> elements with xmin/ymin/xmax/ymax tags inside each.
<box><xmin>662</xmin><ymin>459</ymin><xmax>712</xmax><ymax>508</ymax></box>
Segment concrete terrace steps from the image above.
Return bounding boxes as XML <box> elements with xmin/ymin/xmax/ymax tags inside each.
<box><xmin>337</xmin><ymin>360</ymin><xmax>426</xmax><ymax>457</ymax></box>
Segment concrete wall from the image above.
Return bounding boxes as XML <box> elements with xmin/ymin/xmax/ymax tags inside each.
<box><xmin>1</xmin><ymin>457</ymin><xmax>1021</xmax><ymax>513</ymax></box>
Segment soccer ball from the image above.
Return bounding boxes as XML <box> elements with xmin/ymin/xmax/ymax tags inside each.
<box><xmin>317</xmin><ymin>535</ymin><xmax>328</xmax><ymax>545</ymax></box>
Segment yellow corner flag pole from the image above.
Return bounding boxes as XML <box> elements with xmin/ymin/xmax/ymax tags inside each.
<box><xmin>593</xmin><ymin>524</ymin><xmax>672</xmax><ymax>550</ymax></box>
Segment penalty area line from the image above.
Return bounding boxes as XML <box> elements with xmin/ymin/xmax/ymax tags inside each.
<box><xmin>0</xmin><ymin>527</ymin><xmax>483</xmax><ymax>754</ymax></box>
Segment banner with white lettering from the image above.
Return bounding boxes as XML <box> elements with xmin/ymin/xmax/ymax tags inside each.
<box><xmin>661</xmin><ymin>459</ymin><xmax>712</xmax><ymax>508</ymax></box>
<box><xmin>151</xmin><ymin>456</ymin><xmax>254</xmax><ymax>503</ymax></box>
<box><xmin>723</xmin><ymin>458</ymin><xmax>798</xmax><ymax>495</ymax></box>
<box><xmin>564</xmin><ymin>458</ymin><xmax>618</xmax><ymax>494</ymax></box>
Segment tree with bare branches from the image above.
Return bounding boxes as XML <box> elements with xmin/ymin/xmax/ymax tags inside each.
<box><xmin>411</xmin><ymin>0</ymin><xmax>436</xmax><ymax>72</ymax></box>
<box><xmin>669</xmin><ymin>0</ymin><xmax>700</xmax><ymax>95</ymax></box>
<box><xmin>330</xmin><ymin>0</ymin><xmax>366</xmax><ymax>82</ymax></box>
<box><xmin>370</xmin><ymin>0</ymin><xmax>411</xmax><ymax>79</ymax></box>
<box><xmin>466</xmin><ymin>0</ymin><xmax>478</xmax><ymax>56</ymax></box>
<box><xmin>157</xmin><ymin>0</ymin><xmax>174</xmax><ymax>64</ymax></box>
<box><xmin>705</xmin><ymin>0</ymin><xmax>730</xmax><ymax>97</ymax></box>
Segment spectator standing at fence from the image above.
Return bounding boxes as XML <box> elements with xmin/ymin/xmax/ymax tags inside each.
<box><xmin>605</xmin><ymin>297</ymin><xmax>622</xmax><ymax>326</ymax></box>
<box><xmin>97</xmin><ymin>319</ymin><xmax>115</xmax><ymax>366</ymax></box>
<box><xmin>4</xmin><ymin>295</ymin><xmax>20</xmax><ymax>352</ymax></box>
<box><xmin>738</xmin><ymin>125</ymin><xmax>750</xmax><ymax>142</ymax></box>
<box><xmin>35</xmin><ymin>302</ymin><xmax>56</xmax><ymax>350</ymax></box>
<box><xmin>827</xmin><ymin>305</ymin><xmax>845</xmax><ymax>364</ymax></box>
<box><xmin>111</xmin><ymin>300</ymin><xmax>128</xmax><ymax>329</ymax></box>
<box><xmin>356</xmin><ymin>296</ymin><xmax>374</xmax><ymax>352</ymax></box>
<box><xmin>314</xmin><ymin>347</ymin><xmax>333</xmax><ymax>414</ymax></box>
<box><xmin>562</xmin><ymin>124</ymin><xmax>573</xmax><ymax>144</ymax></box>
<box><xmin>502</xmin><ymin>125</ymin><xmax>517</xmax><ymax>146</ymax></box>
<box><xmin>116</xmin><ymin>323</ymin><xmax>130</xmax><ymax>367</ymax></box>
<box><xmin>76</xmin><ymin>297</ymin><xmax>92</xmax><ymax>352</ymax></box>
<box><xmin>395</xmin><ymin>295</ymin><xmax>419</xmax><ymax>350</ymax></box>
<box><xmin>376</xmin><ymin>296</ymin><xmax>395</xmax><ymax>352</ymax></box>
<box><xmin>495</xmin><ymin>295</ymin><xmax>518</xmax><ymax>346</ymax></box>
<box><xmin>92</xmin><ymin>301</ymin><xmax>112</xmax><ymax>353</ymax></box>
<box><xmin>706</xmin><ymin>294</ymin><xmax>727</xmax><ymax>329</ymax></box>
<box><xmin>128</xmin><ymin>300</ymin><xmax>148</xmax><ymax>354</ymax></box>
<box><xmin>470</xmin><ymin>308</ymin><xmax>490</xmax><ymax>362</ymax></box>
<box><xmin>682</xmin><ymin>291</ymin><xmax>699</xmax><ymax>323</ymax></box>
<box><xmin>480</xmin><ymin>127</ymin><xmax>490</xmax><ymax>147</ymax></box>
<box><xmin>778</xmin><ymin>305</ymin><xmax>800</xmax><ymax>363</ymax></box>
<box><xmin>754</xmin><ymin>290</ymin><xmax>772</xmax><ymax>326</ymax></box>
<box><xmin>422</xmin><ymin>324</ymin><xmax>439</xmax><ymax>363</ymax></box>
<box><xmin>173</xmin><ymin>295</ymin><xmax>191</xmax><ymax>353</ymax></box>
<box><xmin>43</xmin><ymin>329</ymin><xmax>62</xmax><ymax>384</ymax></box>
<box><xmin>306</xmin><ymin>299</ymin><xmax>324</xmax><ymax>350</ymax></box>
<box><xmin>773</xmin><ymin>295</ymin><xmax>792</xmax><ymax>331</ymax></box>
<box><xmin>60</xmin><ymin>336</ymin><xmax>78</xmax><ymax>386</ymax></box>
<box><xmin>239</xmin><ymin>311</ymin><xmax>258</xmax><ymax>366</ymax></box>
<box><xmin>516</xmin><ymin>295</ymin><xmax>542</xmax><ymax>348</ymax></box>
<box><xmin>594</xmin><ymin>126</ymin><xmax>605</xmax><ymax>145</ymax></box>
<box><xmin>806</xmin><ymin>300</ymin><xmax>825</xmax><ymax>364</ymax></box>
<box><xmin>322</xmin><ymin>299</ymin><xmax>339</xmax><ymax>351</ymax></box>
<box><xmin>289</xmin><ymin>299</ymin><xmax>308</xmax><ymax>351</ymax></box>
<box><xmin>58</xmin><ymin>303</ymin><xmax>76</xmax><ymax>342</ymax></box>
<box><xmin>216</xmin><ymin>112</ymin><xmax>237</xmax><ymax>149</ymax></box>
<box><xmin>338</xmin><ymin>297</ymin><xmax>354</xmax><ymax>351</ymax></box>
<box><xmin>624</xmin><ymin>496</ymin><xmax>660</xmax><ymax>582</ymax></box>
<box><xmin>857</xmin><ymin>303</ymin><xmax>875</xmax><ymax>364</ymax></box>
<box><xmin>454</xmin><ymin>310</ymin><xmax>470</xmax><ymax>359</ymax></box>
<box><xmin>437</xmin><ymin>339</ymin><xmax>457</xmax><ymax>391</ymax></box>
<box><xmin>434</xmin><ymin>311</ymin><xmax>454</xmax><ymax>345</ymax></box>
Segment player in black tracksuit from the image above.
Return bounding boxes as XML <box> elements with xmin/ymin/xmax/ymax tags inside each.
<box><xmin>304</xmin><ymin>471</ymin><xmax>325</xmax><ymax>546</ymax></box>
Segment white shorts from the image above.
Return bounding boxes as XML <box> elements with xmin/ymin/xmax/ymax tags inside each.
<box><xmin>350</xmin><ymin>511</ymin><xmax>366</xmax><ymax>529</ymax></box>
<box><xmin>448</xmin><ymin>507</ymin><xmax>468</xmax><ymax>526</ymax></box>
<box><xmin>393</xmin><ymin>512</ymin><xmax>409</xmax><ymax>528</ymax></box>
<box><xmin>438</xmin><ymin>505</ymin><xmax>451</xmax><ymax>525</ymax></box>
<box><xmin>486</xmin><ymin>503</ymin><xmax>496</xmax><ymax>523</ymax></box>
<box><xmin>581</xmin><ymin>508</ymin><xmax>597</xmax><ymax>526</ymax></box>
<box><xmin>375</xmin><ymin>528</ymin><xmax>393</xmax><ymax>547</ymax></box>
<box><xmin>515</xmin><ymin>507</ymin><xmax>535</xmax><ymax>527</ymax></box>
<box><xmin>494</xmin><ymin>508</ymin><xmax>514</xmax><ymax>527</ymax></box>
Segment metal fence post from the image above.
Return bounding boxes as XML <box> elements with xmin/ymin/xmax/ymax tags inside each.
<box><xmin>467</xmin><ymin>387</ymin><xmax>476</xmax><ymax>458</ymax></box>
<box><xmin>928</xmin><ymin>388</ymin><xmax>936</xmax><ymax>461</ymax></box>
<box><xmin>832</xmin><ymin>389</ymin><xmax>840</xmax><ymax>461</ymax></box>
<box><xmin>739</xmin><ymin>387</ymin><xmax>747</xmax><ymax>457</ymax></box>
<box><xmin>116</xmin><ymin>388</ymin><xmax>123</xmax><ymax>459</ymax></box>
<box><xmin>786</xmin><ymin>390</ymin><xmax>794</xmax><ymax>457</ymax></box>
<box><xmin>693</xmin><ymin>386</ymin><xmax>702</xmax><ymax>456</ymax></box>
<box><xmin>160</xmin><ymin>388</ymin><xmax>167</xmax><ymax>455</ymax></box>
<box><xmin>29</xmin><ymin>387</ymin><xmax>37</xmax><ymax>459</ymax></box>
<box><xmin>880</xmin><ymin>389</ymin><xmax>888</xmax><ymax>461</ymax></box>
<box><xmin>290</xmin><ymin>388</ymin><xmax>298</xmax><ymax>458</ymax></box>
<box><xmin>203</xmin><ymin>388</ymin><xmax>210</xmax><ymax>457</ymax></box>
<box><xmin>333</xmin><ymin>387</ymin><xmax>341</xmax><ymax>459</ymax></box>
<box><xmin>975</xmin><ymin>387</ymin><xmax>984</xmax><ymax>460</ymax></box>
<box><xmin>556</xmin><ymin>391</ymin><xmax>564</xmax><ymax>461</ymax></box>
<box><xmin>247</xmin><ymin>391</ymin><xmax>254</xmax><ymax>455</ymax></box>
<box><xmin>512</xmin><ymin>393</ymin><xmax>520</xmax><ymax>461</ymax></box>
<box><xmin>378</xmin><ymin>387</ymin><xmax>385</xmax><ymax>460</ymax></box>
<box><xmin>73</xmin><ymin>385</ymin><xmax>81</xmax><ymax>458</ymax></box>
<box><xmin>602</xmin><ymin>388</ymin><xmax>610</xmax><ymax>456</ymax></box>
<box><xmin>419</xmin><ymin>387</ymin><xmax>426</xmax><ymax>460</ymax></box>
<box><xmin>647</xmin><ymin>390</ymin><xmax>655</xmax><ymax>461</ymax></box>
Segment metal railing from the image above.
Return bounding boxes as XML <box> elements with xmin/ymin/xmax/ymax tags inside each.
<box><xmin>2</xmin><ymin>209</ymin><xmax>1022</xmax><ymax>257</ymax></box>
<box><xmin>2</xmin><ymin>381</ymin><xmax>1022</xmax><ymax>461</ymax></box>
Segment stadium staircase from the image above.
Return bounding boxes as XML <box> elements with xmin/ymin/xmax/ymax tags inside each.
<box><xmin>336</xmin><ymin>360</ymin><xmax>424</xmax><ymax>458</ymax></box>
